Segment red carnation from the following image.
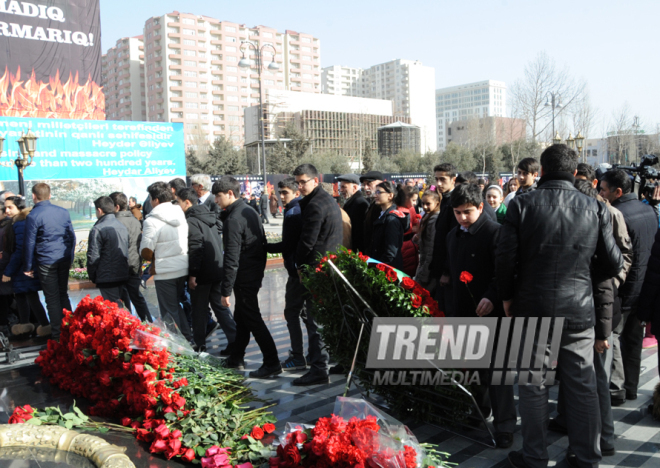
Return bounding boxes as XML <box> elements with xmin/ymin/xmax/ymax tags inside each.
<box><xmin>460</xmin><ymin>271</ymin><xmax>474</xmax><ymax>284</ymax></box>
<box><xmin>251</xmin><ymin>425</ymin><xmax>265</xmax><ymax>440</ymax></box>
<box><xmin>401</xmin><ymin>277</ymin><xmax>416</xmax><ymax>290</ymax></box>
<box><xmin>263</xmin><ymin>422</ymin><xmax>276</xmax><ymax>434</ymax></box>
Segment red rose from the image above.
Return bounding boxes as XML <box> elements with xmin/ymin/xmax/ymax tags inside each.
<box><xmin>284</xmin><ymin>444</ymin><xmax>302</xmax><ymax>465</ymax></box>
<box><xmin>460</xmin><ymin>271</ymin><xmax>474</xmax><ymax>284</ymax></box>
<box><xmin>251</xmin><ymin>425</ymin><xmax>265</xmax><ymax>440</ymax></box>
<box><xmin>149</xmin><ymin>439</ymin><xmax>167</xmax><ymax>453</ymax></box>
<box><xmin>401</xmin><ymin>277</ymin><xmax>416</xmax><ymax>290</ymax></box>
<box><xmin>411</xmin><ymin>294</ymin><xmax>422</xmax><ymax>309</ymax></box>
<box><xmin>171</xmin><ymin>429</ymin><xmax>182</xmax><ymax>439</ymax></box>
<box><xmin>386</xmin><ymin>269</ymin><xmax>398</xmax><ymax>282</ymax></box>
<box><xmin>182</xmin><ymin>448</ymin><xmax>195</xmax><ymax>462</ymax></box>
<box><xmin>121</xmin><ymin>417</ymin><xmax>132</xmax><ymax>427</ymax></box>
<box><xmin>167</xmin><ymin>438</ymin><xmax>181</xmax><ymax>453</ymax></box>
<box><xmin>154</xmin><ymin>424</ymin><xmax>169</xmax><ymax>439</ymax></box>
<box><xmin>263</xmin><ymin>422</ymin><xmax>276</xmax><ymax>434</ymax></box>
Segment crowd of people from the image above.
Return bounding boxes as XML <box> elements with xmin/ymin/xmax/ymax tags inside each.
<box><xmin>1</xmin><ymin>144</ymin><xmax>660</xmax><ymax>468</ymax></box>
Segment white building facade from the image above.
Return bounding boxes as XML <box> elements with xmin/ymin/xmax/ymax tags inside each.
<box><xmin>102</xmin><ymin>36</ymin><xmax>146</xmax><ymax>121</ymax></box>
<box><xmin>435</xmin><ymin>80</ymin><xmax>506</xmax><ymax>150</ymax></box>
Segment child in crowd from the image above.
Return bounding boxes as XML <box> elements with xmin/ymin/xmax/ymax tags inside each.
<box><xmin>414</xmin><ymin>190</ymin><xmax>440</xmax><ymax>291</ymax></box>
<box><xmin>486</xmin><ymin>185</ymin><xmax>507</xmax><ymax>224</ymax></box>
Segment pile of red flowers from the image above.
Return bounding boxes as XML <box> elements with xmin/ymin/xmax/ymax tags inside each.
<box><xmin>270</xmin><ymin>415</ymin><xmax>418</xmax><ymax>468</ymax></box>
<box><xmin>8</xmin><ymin>405</ymin><xmax>34</xmax><ymax>424</ymax></box>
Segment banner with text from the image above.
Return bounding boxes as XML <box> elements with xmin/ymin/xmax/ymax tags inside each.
<box><xmin>0</xmin><ymin>0</ymin><xmax>104</xmax><ymax>119</ymax></box>
<box><xmin>0</xmin><ymin>116</ymin><xmax>185</xmax><ymax>180</ymax></box>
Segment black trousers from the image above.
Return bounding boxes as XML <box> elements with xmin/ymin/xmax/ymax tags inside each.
<box><xmin>231</xmin><ymin>282</ymin><xmax>278</xmax><ymax>367</ymax></box>
<box><xmin>121</xmin><ymin>274</ymin><xmax>153</xmax><ymax>322</ymax></box>
<box><xmin>15</xmin><ymin>292</ymin><xmax>49</xmax><ymax>326</ymax></box>
<box><xmin>284</xmin><ymin>275</ymin><xmax>306</xmax><ymax>360</ymax></box>
<box><xmin>191</xmin><ymin>281</ymin><xmax>237</xmax><ymax>347</ymax></box>
<box><xmin>610</xmin><ymin>308</ymin><xmax>644</xmax><ymax>398</ymax></box>
<box><xmin>99</xmin><ymin>284</ymin><xmax>126</xmax><ymax>308</ymax></box>
<box><xmin>37</xmin><ymin>261</ymin><xmax>72</xmax><ymax>340</ymax></box>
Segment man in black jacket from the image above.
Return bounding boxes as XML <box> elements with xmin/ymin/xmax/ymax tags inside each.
<box><xmin>338</xmin><ymin>173</ymin><xmax>369</xmax><ymax>252</ymax></box>
<box><xmin>191</xmin><ymin>174</ymin><xmax>220</xmax><ymax>216</ymax></box>
<box><xmin>259</xmin><ymin>190</ymin><xmax>270</xmax><ymax>224</ymax></box>
<box><xmin>176</xmin><ymin>188</ymin><xmax>237</xmax><ymax>353</ymax></box>
<box><xmin>294</xmin><ymin>163</ymin><xmax>343</xmax><ymax>386</ymax></box>
<box><xmin>213</xmin><ymin>177</ymin><xmax>280</xmax><ymax>379</ymax></box>
<box><xmin>266</xmin><ymin>178</ymin><xmax>306</xmax><ymax>371</ymax></box>
<box><xmin>447</xmin><ymin>184</ymin><xmax>516</xmax><ymax>449</ymax></box>
<box><xmin>496</xmin><ymin>144</ymin><xmax>623</xmax><ymax>468</ymax></box>
<box><xmin>87</xmin><ymin>196</ymin><xmax>130</xmax><ymax>307</ymax></box>
<box><xmin>359</xmin><ymin>170</ymin><xmax>384</xmax><ymax>253</ymax></box>
<box><xmin>109</xmin><ymin>192</ymin><xmax>153</xmax><ymax>322</ymax></box>
<box><xmin>600</xmin><ymin>169</ymin><xmax>658</xmax><ymax>405</ymax></box>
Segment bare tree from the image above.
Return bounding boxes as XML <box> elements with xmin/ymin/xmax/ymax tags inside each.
<box><xmin>608</xmin><ymin>103</ymin><xmax>635</xmax><ymax>165</ymax></box>
<box><xmin>571</xmin><ymin>93</ymin><xmax>598</xmax><ymax>162</ymax></box>
<box><xmin>510</xmin><ymin>51</ymin><xmax>586</xmax><ymax>142</ymax></box>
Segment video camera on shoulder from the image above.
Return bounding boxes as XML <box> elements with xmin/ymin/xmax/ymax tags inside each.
<box><xmin>610</xmin><ymin>154</ymin><xmax>659</xmax><ymax>201</ymax></box>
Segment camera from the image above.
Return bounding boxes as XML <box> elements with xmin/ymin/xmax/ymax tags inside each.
<box><xmin>613</xmin><ymin>154</ymin><xmax>659</xmax><ymax>201</ymax></box>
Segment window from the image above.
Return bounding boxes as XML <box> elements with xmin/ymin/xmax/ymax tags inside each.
<box><xmin>183</xmin><ymin>39</ymin><xmax>196</xmax><ymax>46</ymax></box>
<box><xmin>185</xmin><ymin>102</ymin><xmax>198</xmax><ymax>109</ymax></box>
<box><xmin>302</xmin><ymin>64</ymin><xmax>312</xmax><ymax>70</ymax></box>
<box><xmin>230</xmin><ymin>125</ymin><xmax>240</xmax><ymax>131</ymax></box>
<box><xmin>302</xmin><ymin>74</ymin><xmax>312</xmax><ymax>79</ymax></box>
<box><xmin>183</xmin><ymin>50</ymin><xmax>196</xmax><ymax>56</ymax></box>
<box><xmin>225</xmin><ymin>46</ymin><xmax>236</xmax><ymax>52</ymax></box>
<box><xmin>303</xmin><ymin>83</ymin><xmax>312</xmax><ymax>88</ymax></box>
<box><xmin>228</xmin><ymin>115</ymin><xmax>239</xmax><ymax>121</ymax></box>
<box><xmin>264</xmin><ymin>79</ymin><xmax>274</xmax><ymax>85</ymax></box>
<box><xmin>227</xmin><ymin>96</ymin><xmax>238</xmax><ymax>101</ymax></box>
<box><xmin>184</xmin><ymin>71</ymin><xmax>197</xmax><ymax>77</ymax></box>
<box><xmin>227</xmin><ymin>106</ymin><xmax>239</xmax><ymax>111</ymax></box>
<box><xmin>182</xmin><ymin>18</ymin><xmax>195</xmax><ymax>25</ymax></box>
<box><xmin>263</xmin><ymin>32</ymin><xmax>272</xmax><ymax>38</ymax></box>
<box><xmin>185</xmin><ymin>92</ymin><xmax>197</xmax><ymax>98</ymax></box>
<box><xmin>185</xmin><ymin>81</ymin><xmax>197</xmax><ymax>88</ymax></box>
<box><xmin>183</xmin><ymin>29</ymin><xmax>195</xmax><ymax>36</ymax></box>
<box><xmin>302</xmin><ymin>37</ymin><xmax>311</xmax><ymax>43</ymax></box>
<box><xmin>226</xmin><ymin>56</ymin><xmax>237</xmax><ymax>62</ymax></box>
<box><xmin>227</xmin><ymin>75</ymin><xmax>237</xmax><ymax>82</ymax></box>
<box><xmin>184</xmin><ymin>60</ymin><xmax>196</xmax><ymax>67</ymax></box>
<box><xmin>167</xmin><ymin>27</ymin><xmax>178</xmax><ymax>33</ymax></box>
<box><xmin>303</xmin><ymin>55</ymin><xmax>311</xmax><ymax>61</ymax></box>
<box><xmin>227</xmin><ymin>86</ymin><xmax>238</xmax><ymax>91</ymax></box>
<box><xmin>225</xmin><ymin>26</ymin><xmax>236</xmax><ymax>32</ymax></box>
<box><xmin>187</xmin><ymin>113</ymin><xmax>199</xmax><ymax>119</ymax></box>
<box><xmin>302</xmin><ymin>47</ymin><xmax>311</xmax><ymax>52</ymax></box>
<box><xmin>199</xmin><ymin>83</ymin><xmax>207</xmax><ymax>89</ymax></box>
<box><xmin>226</xmin><ymin>36</ymin><xmax>237</xmax><ymax>42</ymax></box>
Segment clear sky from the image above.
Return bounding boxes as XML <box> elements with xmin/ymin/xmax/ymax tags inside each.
<box><xmin>100</xmin><ymin>0</ymin><xmax>660</xmax><ymax>136</ymax></box>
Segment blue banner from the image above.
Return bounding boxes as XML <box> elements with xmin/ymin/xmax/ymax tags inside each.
<box><xmin>0</xmin><ymin>116</ymin><xmax>185</xmax><ymax>181</ymax></box>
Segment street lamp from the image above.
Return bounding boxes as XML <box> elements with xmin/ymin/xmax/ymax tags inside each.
<box><xmin>239</xmin><ymin>40</ymin><xmax>279</xmax><ymax>186</ymax></box>
<box><xmin>566</xmin><ymin>132</ymin><xmax>575</xmax><ymax>149</ymax></box>
<box><xmin>575</xmin><ymin>131</ymin><xmax>585</xmax><ymax>162</ymax></box>
<box><xmin>544</xmin><ymin>91</ymin><xmax>562</xmax><ymax>139</ymax></box>
<box><xmin>0</xmin><ymin>127</ymin><xmax>38</xmax><ymax>196</ymax></box>
<box><xmin>553</xmin><ymin>131</ymin><xmax>562</xmax><ymax>145</ymax></box>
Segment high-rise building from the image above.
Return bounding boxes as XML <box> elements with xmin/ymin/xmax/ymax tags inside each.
<box><xmin>322</xmin><ymin>59</ymin><xmax>437</xmax><ymax>152</ymax></box>
<box><xmin>435</xmin><ymin>80</ymin><xmax>507</xmax><ymax>150</ymax></box>
<box><xmin>101</xmin><ymin>36</ymin><xmax>146</xmax><ymax>121</ymax></box>
<box><xmin>136</xmin><ymin>11</ymin><xmax>321</xmax><ymax>148</ymax></box>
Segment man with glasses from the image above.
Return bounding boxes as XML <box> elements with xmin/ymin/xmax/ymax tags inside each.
<box><xmin>359</xmin><ymin>171</ymin><xmax>384</xmax><ymax>255</ymax></box>
<box><xmin>429</xmin><ymin>163</ymin><xmax>458</xmax><ymax>316</ymax></box>
<box><xmin>293</xmin><ymin>164</ymin><xmax>343</xmax><ymax>386</ymax></box>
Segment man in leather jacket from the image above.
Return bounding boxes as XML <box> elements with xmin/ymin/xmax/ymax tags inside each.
<box><xmin>496</xmin><ymin>144</ymin><xmax>623</xmax><ymax>468</ymax></box>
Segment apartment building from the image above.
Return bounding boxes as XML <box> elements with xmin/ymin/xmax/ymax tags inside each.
<box><xmin>435</xmin><ymin>80</ymin><xmax>507</xmax><ymax>150</ymax></box>
<box><xmin>321</xmin><ymin>59</ymin><xmax>437</xmax><ymax>152</ymax></box>
<box><xmin>101</xmin><ymin>36</ymin><xmax>146</xmax><ymax>121</ymax></box>
<box><xmin>131</xmin><ymin>11</ymin><xmax>321</xmax><ymax>147</ymax></box>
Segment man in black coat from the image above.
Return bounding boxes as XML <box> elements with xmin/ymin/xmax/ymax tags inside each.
<box><xmin>446</xmin><ymin>184</ymin><xmax>516</xmax><ymax>449</ymax></box>
<box><xmin>87</xmin><ymin>196</ymin><xmax>130</xmax><ymax>307</ymax></box>
<box><xmin>338</xmin><ymin>173</ymin><xmax>370</xmax><ymax>253</ymax></box>
<box><xmin>177</xmin><ymin>188</ymin><xmax>237</xmax><ymax>353</ymax></box>
<box><xmin>259</xmin><ymin>190</ymin><xmax>270</xmax><ymax>224</ymax></box>
<box><xmin>213</xmin><ymin>177</ymin><xmax>280</xmax><ymax>379</ymax></box>
<box><xmin>496</xmin><ymin>144</ymin><xmax>623</xmax><ymax>468</ymax></box>
<box><xmin>359</xmin><ymin>171</ymin><xmax>384</xmax><ymax>253</ymax></box>
<box><xmin>109</xmin><ymin>192</ymin><xmax>153</xmax><ymax>322</ymax></box>
<box><xmin>637</xmin><ymin>228</ymin><xmax>660</xmax><ymax>378</ymax></box>
<box><xmin>294</xmin><ymin>163</ymin><xmax>343</xmax><ymax>386</ymax></box>
<box><xmin>600</xmin><ymin>169</ymin><xmax>658</xmax><ymax>404</ymax></box>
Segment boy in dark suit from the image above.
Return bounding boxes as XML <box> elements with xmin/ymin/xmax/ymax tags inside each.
<box><xmin>446</xmin><ymin>183</ymin><xmax>517</xmax><ymax>449</ymax></box>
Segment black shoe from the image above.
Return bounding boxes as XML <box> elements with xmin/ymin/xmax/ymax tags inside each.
<box><xmin>566</xmin><ymin>450</ymin><xmax>580</xmax><ymax>468</ymax></box>
<box><xmin>611</xmin><ymin>395</ymin><xmax>626</xmax><ymax>406</ymax></box>
<box><xmin>495</xmin><ymin>432</ymin><xmax>514</xmax><ymax>449</ymax></box>
<box><xmin>626</xmin><ymin>391</ymin><xmax>637</xmax><ymax>400</ymax></box>
<box><xmin>548</xmin><ymin>418</ymin><xmax>568</xmax><ymax>434</ymax></box>
<box><xmin>292</xmin><ymin>371</ymin><xmax>330</xmax><ymax>386</ymax></box>
<box><xmin>507</xmin><ymin>451</ymin><xmax>531</xmax><ymax>468</ymax></box>
<box><xmin>282</xmin><ymin>356</ymin><xmax>307</xmax><ymax>371</ymax></box>
<box><xmin>205</xmin><ymin>321</ymin><xmax>220</xmax><ymax>340</ymax></box>
<box><xmin>219</xmin><ymin>342</ymin><xmax>235</xmax><ymax>357</ymax></box>
<box><xmin>329</xmin><ymin>364</ymin><xmax>345</xmax><ymax>375</ymax></box>
<box><xmin>193</xmin><ymin>344</ymin><xmax>207</xmax><ymax>353</ymax></box>
<box><xmin>222</xmin><ymin>358</ymin><xmax>245</xmax><ymax>371</ymax></box>
<box><xmin>601</xmin><ymin>440</ymin><xmax>616</xmax><ymax>457</ymax></box>
<box><xmin>249</xmin><ymin>363</ymin><xmax>282</xmax><ymax>379</ymax></box>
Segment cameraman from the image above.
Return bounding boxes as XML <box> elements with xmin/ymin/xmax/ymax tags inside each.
<box><xmin>600</xmin><ymin>169</ymin><xmax>658</xmax><ymax>405</ymax></box>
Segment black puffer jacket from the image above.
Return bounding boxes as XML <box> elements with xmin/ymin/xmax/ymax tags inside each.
<box><xmin>87</xmin><ymin>214</ymin><xmax>130</xmax><ymax>285</ymax></box>
<box><xmin>638</xmin><ymin>229</ymin><xmax>660</xmax><ymax>336</ymax></box>
<box><xmin>220</xmin><ymin>198</ymin><xmax>267</xmax><ymax>295</ymax></box>
<box><xmin>115</xmin><ymin>211</ymin><xmax>142</xmax><ymax>276</ymax></box>
<box><xmin>611</xmin><ymin>193</ymin><xmax>657</xmax><ymax>310</ymax></box>
<box><xmin>496</xmin><ymin>172</ymin><xmax>623</xmax><ymax>330</ymax></box>
<box><xmin>343</xmin><ymin>191</ymin><xmax>370</xmax><ymax>253</ymax></box>
<box><xmin>296</xmin><ymin>186</ymin><xmax>343</xmax><ymax>268</ymax></box>
<box><xmin>185</xmin><ymin>204</ymin><xmax>224</xmax><ymax>285</ymax></box>
<box><xmin>367</xmin><ymin>204</ymin><xmax>408</xmax><ymax>270</ymax></box>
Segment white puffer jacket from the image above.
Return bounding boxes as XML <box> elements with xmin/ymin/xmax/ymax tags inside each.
<box><xmin>140</xmin><ymin>202</ymin><xmax>189</xmax><ymax>280</ymax></box>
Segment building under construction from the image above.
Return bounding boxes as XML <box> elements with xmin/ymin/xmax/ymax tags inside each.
<box><xmin>377</xmin><ymin>121</ymin><xmax>421</xmax><ymax>156</ymax></box>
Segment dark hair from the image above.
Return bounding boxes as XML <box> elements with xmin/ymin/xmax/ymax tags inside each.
<box><xmin>539</xmin><ymin>144</ymin><xmax>578</xmax><ymax>174</ymax></box>
<box><xmin>109</xmin><ymin>192</ymin><xmax>128</xmax><ymax>211</ymax></box>
<box><xmin>212</xmin><ymin>176</ymin><xmax>241</xmax><ymax>196</ymax></box>
<box><xmin>477</xmin><ymin>178</ymin><xmax>486</xmax><ymax>185</ymax></box>
<box><xmin>147</xmin><ymin>181</ymin><xmax>173</xmax><ymax>203</ymax></box>
<box><xmin>278</xmin><ymin>177</ymin><xmax>298</xmax><ymax>193</ymax></box>
<box><xmin>421</xmin><ymin>189</ymin><xmax>440</xmax><ymax>203</ymax></box>
<box><xmin>129</xmin><ymin>196</ymin><xmax>137</xmax><ymax>204</ymax></box>
<box><xmin>32</xmin><ymin>182</ymin><xmax>50</xmax><ymax>201</ymax></box>
<box><xmin>574</xmin><ymin>179</ymin><xmax>598</xmax><ymax>199</ymax></box>
<box><xmin>4</xmin><ymin>196</ymin><xmax>26</xmax><ymax>211</ymax></box>
<box><xmin>292</xmin><ymin>163</ymin><xmax>318</xmax><ymax>179</ymax></box>
<box><xmin>517</xmin><ymin>157</ymin><xmax>540</xmax><ymax>174</ymax></box>
<box><xmin>177</xmin><ymin>187</ymin><xmax>199</xmax><ymax>205</ymax></box>
<box><xmin>456</xmin><ymin>171</ymin><xmax>478</xmax><ymax>185</ymax></box>
<box><xmin>433</xmin><ymin>163</ymin><xmax>457</xmax><ymax>176</ymax></box>
<box><xmin>576</xmin><ymin>163</ymin><xmax>596</xmax><ymax>182</ymax></box>
<box><xmin>393</xmin><ymin>183</ymin><xmax>408</xmax><ymax>207</ymax></box>
<box><xmin>450</xmin><ymin>183</ymin><xmax>484</xmax><ymax>209</ymax></box>
<box><xmin>168</xmin><ymin>178</ymin><xmax>187</xmax><ymax>192</ymax></box>
<box><xmin>601</xmin><ymin>169</ymin><xmax>632</xmax><ymax>195</ymax></box>
<box><xmin>405</xmin><ymin>185</ymin><xmax>418</xmax><ymax>198</ymax></box>
<box><xmin>94</xmin><ymin>196</ymin><xmax>116</xmax><ymax>214</ymax></box>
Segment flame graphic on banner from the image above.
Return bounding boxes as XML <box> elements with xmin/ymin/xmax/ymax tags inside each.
<box><xmin>0</xmin><ymin>66</ymin><xmax>105</xmax><ymax>120</ymax></box>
